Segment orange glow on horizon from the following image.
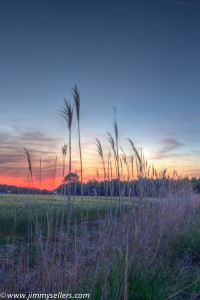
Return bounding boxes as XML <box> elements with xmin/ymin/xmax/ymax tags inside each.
<box><xmin>0</xmin><ymin>173</ymin><xmax>101</xmax><ymax>191</ymax></box>
<box><xmin>1</xmin><ymin>146</ymin><xmax>200</xmax><ymax>190</ymax></box>
<box><xmin>1</xmin><ymin>165</ymin><xmax>199</xmax><ymax>191</ymax></box>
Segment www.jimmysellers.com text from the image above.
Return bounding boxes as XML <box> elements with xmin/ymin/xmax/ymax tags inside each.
<box><xmin>0</xmin><ymin>292</ymin><xmax>90</xmax><ymax>299</ymax></box>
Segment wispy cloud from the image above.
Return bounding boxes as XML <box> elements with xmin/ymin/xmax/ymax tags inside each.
<box><xmin>159</xmin><ymin>138</ymin><xmax>184</xmax><ymax>153</ymax></box>
<box><xmin>152</xmin><ymin>137</ymin><xmax>185</xmax><ymax>160</ymax></box>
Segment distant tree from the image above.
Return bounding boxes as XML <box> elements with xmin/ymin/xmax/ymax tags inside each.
<box><xmin>64</xmin><ymin>172</ymin><xmax>79</xmax><ymax>183</ymax></box>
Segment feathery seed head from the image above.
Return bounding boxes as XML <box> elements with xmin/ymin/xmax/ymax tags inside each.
<box><xmin>59</xmin><ymin>99</ymin><xmax>73</xmax><ymax>129</ymax></box>
<box><xmin>62</xmin><ymin>144</ymin><xmax>68</xmax><ymax>156</ymax></box>
<box><xmin>24</xmin><ymin>148</ymin><xmax>32</xmax><ymax>180</ymax></box>
<box><xmin>72</xmin><ymin>84</ymin><xmax>80</xmax><ymax>122</ymax></box>
<box><xmin>96</xmin><ymin>138</ymin><xmax>104</xmax><ymax>160</ymax></box>
<box><xmin>127</xmin><ymin>138</ymin><xmax>141</xmax><ymax>165</ymax></box>
<box><xmin>120</xmin><ymin>147</ymin><xmax>127</xmax><ymax>166</ymax></box>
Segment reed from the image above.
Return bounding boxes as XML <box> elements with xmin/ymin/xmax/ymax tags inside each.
<box><xmin>72</xmin><ymin>84</ymin><xmax>84</xmax><ymax>225</ymax></box>
<box><xmin>62</xmin><ymin>144</ymin><xmax>68</xmax><ymax>199</ymax></box>
<box><xmin>114</xmin><ymin>107</ymin><xmax>121</xmax><ymax>198</ymax></box>
<box><xmin>59</xmin><ymin>99</ymin><xmax>73</xmax><ymax>200</ymax></box>
<box><xmin>96</xmin><ymin>138</ymin><xmax>108</xmax><ymax>210</ymax></box>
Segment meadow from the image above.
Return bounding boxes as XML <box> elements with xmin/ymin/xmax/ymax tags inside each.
<box><xmin>1</xmin><ymin>85</ymin><xmax>200</xmax><ymax>299</ymax></box>
<box><xmin>1</xmin><ymin>187</ymin><xmax>200</xmax><ymax>299</ymax></box>
<box><xmin>0</xmin><ymin>194</ymin><xmax>133</xmax><ymax>238</ymax></box>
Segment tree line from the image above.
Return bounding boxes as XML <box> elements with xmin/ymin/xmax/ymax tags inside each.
<box><xmin>0</xmin><ymin>177</ymin><xmax>199</xmax><ymax>195</ymax></box>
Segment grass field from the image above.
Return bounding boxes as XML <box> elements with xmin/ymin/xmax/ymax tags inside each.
<box><xmin>0</xmin><ymin>194</ymin><xmax>104</xmax><ymax>237</ymax></box>
<box><xmin>0</xmin><ymin>194</ymin><xmax>135</xmax><ymax>238</ymax></box>
<box><xmin>1</xmin><ymin>192</ymin><xmax>200</xmax><ymax>299</ymax></box>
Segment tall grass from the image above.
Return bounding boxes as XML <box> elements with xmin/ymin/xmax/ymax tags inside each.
<box><xmin>62</xmin><ymin>144</ymin><xmax>67</xmax><ymax>200</ymax></box>
<box><xmin>73</xmin><ymin>84</ymin><xmax>84</xmax><ymax>225</ymax></box>
<box><xmin>59</xmin><ymin>99</ymin><xmax>73</xmax><ymax>201</ymax></box>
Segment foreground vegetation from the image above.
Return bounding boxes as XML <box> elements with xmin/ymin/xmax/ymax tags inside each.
<box><xmin>1</xmin><ymin>191</ymin><xmax>200</xmax><ymax>299</ymax></box>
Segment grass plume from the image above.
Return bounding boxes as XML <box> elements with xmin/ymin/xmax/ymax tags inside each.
<box><xmin>72</xmin><ymin>84</ymin><xmax>84</xmax><ymax>225</ymax></box>
<box><xmin>60</xmin><ymin>99</ymin><xmax>73</xmax><ymax>200</ymax></box>
<box><xmin>24</xmin><ymin>148</ymin><xmax>33</xmax><ymax>183</ymax></box>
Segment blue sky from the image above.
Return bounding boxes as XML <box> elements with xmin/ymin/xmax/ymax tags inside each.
<box><xmin>0</xmin><ymin>0</ymin><xmax>200</xmax><ymax>186</ymax></box>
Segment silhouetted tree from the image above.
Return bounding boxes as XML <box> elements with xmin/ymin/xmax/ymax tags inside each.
<box><xmin>64</xmin><ymin>172</ymin><xmax>79</xmax><ymax>183</ymax></box>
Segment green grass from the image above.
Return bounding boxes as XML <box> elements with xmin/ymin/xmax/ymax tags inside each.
<box><xmin>0</xmin><ymin>194</ymin><xmax>135</xmax><ymax>239</ymax></box>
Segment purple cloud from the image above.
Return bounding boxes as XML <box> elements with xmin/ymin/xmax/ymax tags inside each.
<box><xmin>153</xmin><ymin>138</ymin><xmax>185</xmax><ymax>160</ymax></box>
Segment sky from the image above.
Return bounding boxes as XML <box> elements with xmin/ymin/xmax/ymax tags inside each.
<box><xmin>0</xmin><ymin>0</ymin><xmax>200</xmax><ymax>189</ymax></box>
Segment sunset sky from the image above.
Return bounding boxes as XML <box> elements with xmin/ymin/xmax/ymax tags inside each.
<box><xmin>0</xmin><ymin>0</ymin><xmax>200</xmax><ymax>189</ymax></box>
